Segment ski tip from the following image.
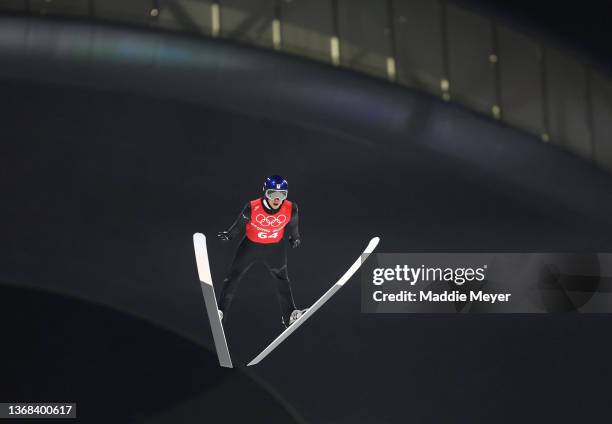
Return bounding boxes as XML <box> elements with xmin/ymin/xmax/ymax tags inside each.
<box><xmin>367</xmin><ymin>237</ymin><xmax>380</xmax><ymax>252</ymax></box>
<box><xmin>246</xmin><ymin>359</ymin><xmax>258</xmax><ymax>367</ymax></box>
<box><xmin>193</xmin><ymin>232</ymin><xmax>213</xmax><ymax>285</ymax></box>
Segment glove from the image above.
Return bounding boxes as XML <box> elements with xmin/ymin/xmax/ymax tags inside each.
<box><xmin>289</xmin><ymin>237</ymin><xmax>301</xmax><ymax>249</ymax></box>
<box><xmin>217</xmin><ymin>231</ymin><xmax>232</xmax><ymax>242</ymax></box>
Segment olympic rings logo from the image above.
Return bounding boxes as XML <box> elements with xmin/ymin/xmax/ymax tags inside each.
<box><xmin>255</xmin><ymin>214</ymin><xmax>287</xmax><ymax>228</ymax></box>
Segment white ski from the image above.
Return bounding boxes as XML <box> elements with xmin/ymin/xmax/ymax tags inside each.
<box><xmin>193</xmin><ymin>233</ymin><xmax>233</xmax><ymax>368</ymax></box>
<box><xmin>247</xmin><ymin>236</ymin><xmax>380</xmax><ymax>366</ymax></box>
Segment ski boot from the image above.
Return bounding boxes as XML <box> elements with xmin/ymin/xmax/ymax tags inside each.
<box><xmin>289</xmin><ymin>308</ymin><xmax>308</xmax><ymax>326</ymax></box>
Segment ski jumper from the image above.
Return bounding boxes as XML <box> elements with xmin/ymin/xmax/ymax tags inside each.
<box><xmin>218</xmin><ymin>198</ymin><xmax>300</xmax><ymax>325</ymax></box>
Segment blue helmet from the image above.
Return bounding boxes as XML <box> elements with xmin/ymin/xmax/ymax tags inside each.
<box><xmin>263</xmin><ymin>175</ymin><xmax>289</xmax><ymax>201</ymax></box>
<box><xmin>263</xmin><ymin>175</ymin><xmax>288</xmax><ymax>192</ymax></box>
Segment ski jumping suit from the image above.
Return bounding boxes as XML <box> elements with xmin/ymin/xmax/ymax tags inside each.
<box><xmin>218</xmin><ymin>198</ymin><xmax>300</xmax><ymax>325</ymax></box>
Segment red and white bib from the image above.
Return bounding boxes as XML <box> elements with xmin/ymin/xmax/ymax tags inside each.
<box><xmin>245</xmin><ymin>198</ymin><xmax>292</xmax><ymax>244</ymax></box>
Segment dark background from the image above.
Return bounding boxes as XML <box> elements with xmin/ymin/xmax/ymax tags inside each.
<box><xmin>2</xmin><ymin>1</ymin><xmax>612</xmax><ymax>422</ymax></box>
<box><xmin>457</xmin><ymin>0</ymin><xmax>611</xmax><ymax>71</ymax></box>
<box><xmin>1</xmin><ymin>77</ymin><xmax>612</xmax><ymax>423</ymax></box>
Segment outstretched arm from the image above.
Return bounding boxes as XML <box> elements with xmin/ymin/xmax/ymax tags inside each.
<box><xmin>218</xmin><ymin>203</ymin><xmax>250</xmax><ymax>241</ymax></box>
<box><xmin>287</xmin><ymin>203</ymin><xmax>301</xmax><ymax>248</ymax></box>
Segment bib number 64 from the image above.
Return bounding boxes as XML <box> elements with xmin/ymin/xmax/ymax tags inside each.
<box><xmin>258</xmin><ymin>231</ymin><xmax>280</xmax><ymax>240</ymax></box>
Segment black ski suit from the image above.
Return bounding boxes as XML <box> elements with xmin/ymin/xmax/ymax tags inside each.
<box><xmin>217</xmin><ymin>198</ymin><xmax>301</xmax><ymax>326</ymax></box>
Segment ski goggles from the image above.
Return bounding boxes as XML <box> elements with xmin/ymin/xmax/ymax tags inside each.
<box><xmin>265</xmin><ymin>189</ymin><xmax>288</xmax><ymax>201</ymax></box>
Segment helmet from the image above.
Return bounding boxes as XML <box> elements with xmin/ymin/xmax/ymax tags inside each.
<box><xmin>263</xmin><ymin>175</ymin><xmax>289</xmax><ymax>201</ymax></box>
